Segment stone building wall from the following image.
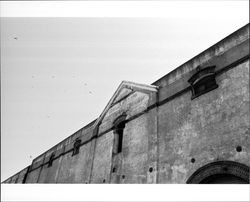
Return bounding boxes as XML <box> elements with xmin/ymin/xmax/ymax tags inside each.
<box><xmin>3</xmin><ymin>23</ymin><xmax>249</xmax><ymax>184</ymax></box>
<box><xmin>157</xmin><ymin>60</ymin><xmax>249</xmax><ymax>183</ymax></box>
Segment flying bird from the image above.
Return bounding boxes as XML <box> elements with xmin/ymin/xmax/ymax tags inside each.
<box><xmin>14</xmin><ymin>37</ymin><xmax>18</xmax><ymax>40</ymax></box>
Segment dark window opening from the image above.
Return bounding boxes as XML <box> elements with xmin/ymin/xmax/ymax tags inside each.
<box><xmin>114</xmin><ymin>121</ymin><xmax>125</xmax><ymax>154</ymax></box>
<box><xmin>48</xmin><ymin>153</ymin><xmax>55</xmax><ymax>167</ymax></box>
<box><xmin>117</xmin><ymin>128</ymin><xmax>124</xmax><ymax>153</ymax></box>
<box><xmin>192</xmin><ymin>76</ymin><xmax>218</xmax><ymax>98</ymax></box>
<box><xmin>113</xmin><ymin>115</ymin><xmax>126</xmax><ymax>154</ymax></box>
<box><xmin>188</xmin><ymin>65</ymin><xmax>218</xmax><ymax>99</ymax></box>
<box><xmin>72</xmin><ymin>139</ymin><xmax>81</xmax><ymax>156</ymax></box>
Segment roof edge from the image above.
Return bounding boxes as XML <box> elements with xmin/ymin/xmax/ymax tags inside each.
<box><xmin>152</xmin><ymin>23</ymin><xmax>249</xmax><ymax>87</ymax></box>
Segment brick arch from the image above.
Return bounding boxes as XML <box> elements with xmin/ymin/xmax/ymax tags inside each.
<box><xmin>186</xmin><ymin>161</ymin><xmax>249</xmax><ymax>184</ymax></box>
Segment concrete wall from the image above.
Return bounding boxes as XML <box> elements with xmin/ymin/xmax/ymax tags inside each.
<box><xmin>56</xmin><ymin>141</ymin><xmax>93</xmax><ymax>183</ymax></box>
<box><xmin>3</xmin><ymin>23</ymin><xmax>249</xmax><ymax>184</ymax></box>
<box><xmin>120</xmin><ymin>109</ymin><xmax>158</xmax><ymax>184</ymax></box>
<box><xmin>91</xmin><ymin>131</ymin><xmax>114</xmax><ymax>183</ymax></box>
<box><xmin>158</xmin><ymin>60</ymin><xmax>249</xmax><ymax>183</ymax></box>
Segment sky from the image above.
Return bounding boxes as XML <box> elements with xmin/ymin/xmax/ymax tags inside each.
<box><xmin>1</xmin><ymin>1</ymin><xmax>249</xmax><ymax>181</ymax></box>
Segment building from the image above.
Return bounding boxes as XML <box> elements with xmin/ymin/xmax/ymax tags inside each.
<box><xmin>3</xmin><ymin>23</ymin><xmax>249</xmax><ymax>184</ymax></box>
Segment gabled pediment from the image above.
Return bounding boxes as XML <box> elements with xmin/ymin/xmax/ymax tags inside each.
<box><xmin>113</xmin><ymin>88</ymin><xmax>133</xmax><ymax>105</ymax></box>
<box><xmin>93</xmin><ymin>81</ymin><xmax>159</xmax><ymax>133</ymax></box>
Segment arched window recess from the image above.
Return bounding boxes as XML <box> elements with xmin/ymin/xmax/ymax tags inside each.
<box><xmin>72</xmin><ymin>138</ymin><xmax>82</xmax><ymax>156</ymax></box>
<box><xmin>188</xmin><ymin>65</ymin><xmax>218</xmax><ymax>99</ymax></box>
<box><xmin>48</xmin><ymin>153</ymin><xmax>55</xmax><ymax>167</ymax></box>
<box><xmin>113</xmin><ymin>114</ymin><xmax>127</xmax><ymax>154</ymax></box>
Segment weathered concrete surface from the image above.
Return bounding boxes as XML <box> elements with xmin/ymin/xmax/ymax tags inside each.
<box><xmin>56</xmin><ymin>141</ymin><xmax>93</xmax><ymax>183</ymax></box>
<box><xmin>113</xmin><ymin>88</ymin><xmax>133</xmax><ymax>103</ymax></box>
<box><xmin>25</xmin><ymin>167</ymin><xmax>41</xmax><ymax>183</ymax></box>
<box><xmin>99</xmin><ymin>91</ymin><xmax>149</xmax><ymax>134</ymax></box>
<box><xmin>158</xmin><ymin>60</ymin><xmax>249</xmax><ymax>183</ymax></box>
<box><xmin>91</xmin><ymin>131</ymin><xmax>113</xmax><ymax>183</ymax></box>
<box><xmin>38</xmin><ymin>157</ymin><xmax>62</xmax><ymax>183</ymax></box>
<box><xmin>4</xmin><ymin>167</ymin><xmax>28</xmax><ymax>184</ymax></box>
<box><xmin>9</xmin><ymin>173</ymin><xmax>19</xmax><ymax>183</ymax></box>
<box><xmin>16</xmin><ymin>167</ymin><xmax>29</xmax><ymax>183</ymax></box>
<box><xmin>120</xmin><ymin>109</ymin><xmax>158</xmax><ymax>184</ymax></box>
<box><xmin>146</xmin><ymin>108</ymin><xmax>158</xmax><ymax>184</ymax></box>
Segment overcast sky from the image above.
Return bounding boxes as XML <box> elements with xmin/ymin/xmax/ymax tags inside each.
<box><xmin>1</xmin><ymin>1</ymin><xmax>249</xmax><ymax>181</ymax></box>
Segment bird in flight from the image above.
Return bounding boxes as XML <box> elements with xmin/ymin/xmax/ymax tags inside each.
<box><xmin>14</xmin><ymin>37</ymin><xmax>18</xmax><ymax>40</ymax></box>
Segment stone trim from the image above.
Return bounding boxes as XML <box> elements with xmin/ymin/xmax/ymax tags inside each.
<box><xmin>186</xmin><ymin>161</ymin><xmax>250</xmax><ymax>184</ymax></box>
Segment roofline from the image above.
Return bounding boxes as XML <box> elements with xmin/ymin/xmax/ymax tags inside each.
<box><xmin>152</xmin><ymin>23</ymin><xmax>249</xmax><ymax>86</ymax></box>
<box><xmin>92</xmin><ymin>80</ymin><xmax>159</xmax><ymax>130</ymax></box>
<box><xmin>24</xmin><ymin>23</ymin><xmax>250</xmax><ymax>168</ymax></box>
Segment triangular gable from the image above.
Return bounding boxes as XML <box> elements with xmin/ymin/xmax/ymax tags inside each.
<box><xmin>93</xmin><ymin>81</ymin><xmax>159</xmax><ymax>132</ymax></box>
<box><xmin>113</xmin><ymin>88</ymin><xmax>133</xmax><ymax>104</ymax></box>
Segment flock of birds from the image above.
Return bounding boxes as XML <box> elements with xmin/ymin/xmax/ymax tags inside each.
<box><xmin>13</xmin><ymin>36</ymin><xmax>94</xmax><ymax>162</ymax></box>
<box><xmin>15</xmin><ymin>35</ymin><xmax>93</xmax><ymax>162</ymax></box>
<box><xmin>14</xmin><ymin>36</ymin><xmax>93</xmax><ymax>95</ymax></box>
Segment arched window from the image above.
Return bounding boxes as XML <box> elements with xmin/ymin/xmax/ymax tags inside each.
<box><xmin>48</xmin><ymin>153</ymin><xmax>55</xmax><ymax>167</ymax></box>
<box><xmin>72</xmin><ymin>138</ymin><xmax>81</xmax><ymax>156</ymax></box>
<box><xmin>188</xmin><ymin>65</ymin><xmax>218</xmax><ymax>99</ymax></box>
<box><xmin>187</xmin><ymin>161</ymin><xmax>249</xmax><ymax>184</ymax></box>
<box><xmin>113</xmin><ymin>114</ymin><xmax>126</xmax><ymax>154</ymax></box>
